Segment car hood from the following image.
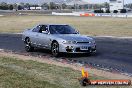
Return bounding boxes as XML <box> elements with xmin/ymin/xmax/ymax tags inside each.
<box><xmin>54</xmin><ymin>34</ymin><xmax>93</xmax><ymax>42</ymax></box>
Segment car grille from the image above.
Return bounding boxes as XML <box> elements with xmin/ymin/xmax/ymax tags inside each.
<box><xmin>76</xmin><ymin>42</ymin><xmax>89</xmax><ymax>44</ymax></box>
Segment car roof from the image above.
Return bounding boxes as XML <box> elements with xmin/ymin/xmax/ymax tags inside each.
<box><xmin>39</xmin><ymin>24</ymin><xmax>68</xmax><ymax>26</ymax></box>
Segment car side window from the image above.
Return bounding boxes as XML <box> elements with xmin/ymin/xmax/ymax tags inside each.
<box><xmin>39</xmin><ymin>25</ymin><xmax>48</xmax><ymax>33</ymax></box>
<box><xmin>32</xmin><ymin>26</ymin><xmax>41</xmax><ymax>32</ymax></box>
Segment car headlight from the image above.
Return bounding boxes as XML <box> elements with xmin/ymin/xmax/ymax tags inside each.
<box><xmin>62</xmin><ymin>40</ymin><xmax>77</xmax><ymax>44</ymax></box>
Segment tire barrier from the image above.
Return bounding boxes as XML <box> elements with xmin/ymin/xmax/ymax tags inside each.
<box><xmin>80</xmin><ymin>13</ymin><xmax>95</xmax><ymax>17</ymax></box>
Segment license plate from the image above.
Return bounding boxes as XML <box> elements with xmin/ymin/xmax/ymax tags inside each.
<box><xmin>80</xmin><ymin>46</ymin><xmax>89</xmax><ymax>50</ymax></box>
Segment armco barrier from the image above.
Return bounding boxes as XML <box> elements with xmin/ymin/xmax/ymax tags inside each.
<box><xmin>95</xmin><ymin>13</ymin><xmax>112</xmax><ymax>17</ymax></box>
<box><xmin>127</xmin><ymin>15</ymin><xmax>132</xmax><ymax>17</ymax></box>
<box><xmin>0</xmin><ymin>15</ymin><xmax>4</xmax><ymax>16</ymax></box>
<box><xmin>95</xmin><ymin>13</ymin><xmax>132</xmax><ymax>18</ymax></box>
<box><xmin>52</xmin><ymin>12</ymin><xmax>132</xmax><ymax>18</ymax></box>
<box><xmin>52</xmin><ymin>12</ymin><xmax>80</xmax><ymax>16</ymax></box>
<box><xmin>52</xmin><ymin>12</ymin><xmax>95</xmax><ymax>17</ymax></box>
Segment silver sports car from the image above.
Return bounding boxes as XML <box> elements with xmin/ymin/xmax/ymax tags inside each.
<box><xmin>22</xmin><ymin>24</ymin><xmax>96</xmax><ymax>57</ymax></box>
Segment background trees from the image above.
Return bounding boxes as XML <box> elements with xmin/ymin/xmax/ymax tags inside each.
<box><xmin>0</xmin><ymin>1</ymin><xmax>131</xmax><ymax>12</ymax></box>
<box><xmin>0</xmin><ymin>2</ymin><xmax>9</xmax><ymax>10</ymax></box>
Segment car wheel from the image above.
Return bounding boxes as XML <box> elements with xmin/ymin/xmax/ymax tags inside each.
<box><xmin>25</xmin><ymin>38</ymin><xmax>34</xmax><ymax>52</ymax></box>
<box><xmin>51</xmin><ymin>42</ymin><xmax>59</xmax><ymax>57</ymax></box>
<box><xmin>25</xmin><ymin>37</ymin><xmax>31</xmax><ymax>45</ymax></box>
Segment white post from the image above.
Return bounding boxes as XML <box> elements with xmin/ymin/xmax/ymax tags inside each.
<box><xmin>123</xmin><ymin>0</ymin><xmax>124</xmax><ymax>9</ymax></box>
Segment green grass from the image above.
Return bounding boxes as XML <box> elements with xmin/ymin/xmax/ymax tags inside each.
<box><xmin>0</xmin><ymin>56</ymin><xmax>99</xmax><ymax>88</ymax></box>
<box><xmin>0</xmin><ymin>56</ymin><xmax>131</xmax><ymax>88</ymax></box>
<box><xmin>0</xmin><ymin>15</ymin><xmax>132</xmax><ymax>37</ymax></box>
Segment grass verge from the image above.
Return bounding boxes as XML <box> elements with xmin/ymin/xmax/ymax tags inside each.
<box><xmin>0</xmin><ymin>56</ymin><xmax>99</xmax><ymax>88</ymax></box>
<box><xmin>0</xmin><ymin>15</ymin><xmax>132</xmax><ymax>37</ymax></box>
<box><xmin>0</xmin><ymin>56</ymin><xmax>131</xmax><ymax>88</ymax></box>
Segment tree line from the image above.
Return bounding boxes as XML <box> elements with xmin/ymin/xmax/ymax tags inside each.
<box><xmin>0</xmin><ymin>2</ymin><xmax>68</xmax><ymax>10</ymax></box>
<box><xmin>125</xmin><ymin>3</ymin><xmax>132</xmax><ymax>9</ymax></box>
<box><xmin>0</xmin><ymin>1</ymin><xmax>131</xmax><ymax>11</ymax></box>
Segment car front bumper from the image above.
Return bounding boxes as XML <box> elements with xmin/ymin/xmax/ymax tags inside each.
<box><xmin>59</xmin><ymin>43</ymin><xmax>96</xmax><ymax>53</ymax></box>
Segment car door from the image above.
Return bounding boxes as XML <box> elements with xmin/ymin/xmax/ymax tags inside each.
<box><xmin>30</xmin><ymin>25</ymin><xmax>41</xmax><ymax>46</ymax></box>
<box><xmin>37</xmin><ymin>25</ymin><xmax>51</xmax><ymax>49</ymax></box>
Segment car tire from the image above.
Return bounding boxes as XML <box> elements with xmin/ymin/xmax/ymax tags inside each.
<box><xmin>25</xmin><ymin>38</ymin><xmax>34</xmax><ymax>52</ymax></box>
<box><xmin>51</xmin><ymin>42</ymin><xmax>59</xmax><ymax>57</ymax></box>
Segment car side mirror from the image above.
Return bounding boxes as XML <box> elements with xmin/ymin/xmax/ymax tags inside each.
<box><xmin>76</xmin><ymin>31</ymin><xmax>80</xmax><ymax>34</ymax></box>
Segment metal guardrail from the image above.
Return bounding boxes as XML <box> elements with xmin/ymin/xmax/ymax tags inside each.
<box><xmin>95</xmin><ymin>13</ymin><xmax>132</xmax><ymax>18</ymax></box>
<box><xmin>52</xmin><ymin>12</ymin><xmax>132</xmax><ymax>18</ymax></box>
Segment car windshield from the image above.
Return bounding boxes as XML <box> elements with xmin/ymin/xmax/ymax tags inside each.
<box><xmin>49</xmin><ymin>25</ymin><xmax>78</xmax><ymax>34</ymax></box>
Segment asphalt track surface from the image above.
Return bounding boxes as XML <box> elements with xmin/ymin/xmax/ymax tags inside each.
<box><xmin>0</xmin><ymin>34</ymin><xmax>132</xmax><ymax>75</ymax></box>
